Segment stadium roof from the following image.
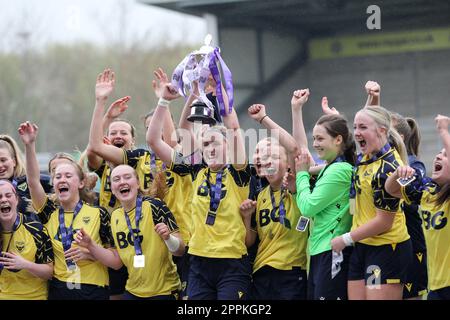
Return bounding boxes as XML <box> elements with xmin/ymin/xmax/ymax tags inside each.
<box><xmin>141</xmin><ymin>0</ymin><xmax>450</xmax><ymax>36</ymax></box>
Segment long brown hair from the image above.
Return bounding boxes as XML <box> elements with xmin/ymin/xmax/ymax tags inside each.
<box><xmin>316</xmin><ymin>114</ymin><xmax>356</xmax><ymax>166</ymax></box>
<box><xmin>391</xmin><ymin>112</ymin><xmax>421</xmax><ymax>157</ymax></box>
<box><xmin>436</xmin><ymin>183</ymin><xmax>450</xmax><ymax>206</ymax></box>
<box><xmin>148</xmin><ymin>171</ymin><xmax>168</xmax><ymax>201</ymax></box>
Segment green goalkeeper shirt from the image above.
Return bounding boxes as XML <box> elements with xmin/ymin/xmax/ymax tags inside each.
<box><xmin>295</xmin><ymin>161</ymin><xmax>353</xmax><ymax>256</ymax></box>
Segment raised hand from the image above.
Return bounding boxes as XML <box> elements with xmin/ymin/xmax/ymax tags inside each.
<box><xmin>239</xmin><ymin>199</ymin><xmax>257</xmax><ymax>220</ymax></box>
<box><xmin>365</xmin><ymin>80</ymin><xmax>380</xmax><ymax>98</ymax></box>
<box><xmin>96</xmin><ymin>68</ymin><xmax>115</xmax><ymax>101</ymax></box>
<box><xmin>435</xmin><ymin>114</ymin><xmax>450</xmax><ymax>133</ymax></box>
<box><xmin>321</xmin><ymin>97</ymin><xmax>339</xmax><ymax>115</ymax></box>
<box><xmin>152</xmin><ymin>67</ymin><xmax>180</xmax><ymax>101</ymax></box>
<box><xmin>291</xmin><ymin>89</ymin><xmax>310</xmax><ymax>110</ymax></box>
<box><xmin>153</xmin><ymin>82</ymin><xmax>180</xmax><ymax>101</ymax></box>
<box><xmin>18</xmin><ymin>121</ymin><xmax>39</xmax><ymax>145</ymax></box>
<box><xmin>248</xmin><ymin>104</ymin><xmax>266</xmax><ymax>123</ymax></box>
<box><xmin>152</xmin><ymin>68</ymin><xmax>169</xmax><ymax>98</ymax></box>
<box><xmin>154</xmin><ymin>222</ymin><xmax>170</xmax><ymax>240</ymax></box>
<box><xmin>105</xmin><ymin>96</ymin><xmax>131</xmax><ymax>119</ymax></box>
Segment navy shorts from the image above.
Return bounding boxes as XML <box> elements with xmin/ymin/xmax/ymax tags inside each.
<box><xmin>123</xmin><ymin>290</ymin><xmax>178</xmax><ymax>300</ymax></box>
<box><xmin>348</xmin><ymin>240</ymin><xmax>412</xmax><ymax>286</ymax></box>
<box><xmin>403</xmin><ymin>250</ymin><xmax>428</xmax><ymax>299</ymax></box>
<box><xmin>108</xmin><ymin>266</ymin><xmax>128</xmax><ymax>296</ymax></box>
<box><xmin>48</xmin><ymin>278</ymin><xmax>109</xmax><ymax>300</ymax></box>
<box><xmin>427</xmin><ymin>286</ymin><xmax>450</xmax><ymax>300</ymax></box>
<box><xmin>308</xmin><ymin>247</ymin><xmax>352</xmax><ymax>300</ymax></box>
<box><xmin>173</xmin><ymin>248</ymin><xmax>190</xmax><ymax>299</ymax></box>
<box><xmin>251</xmin><ymin>265</ymin><xmax>307</xmax><ymax>300</ymax></box>
<box><xmin>187</xmin><ymin>255</ymin><xmax>252</xmax><ymax>300</ymax></box>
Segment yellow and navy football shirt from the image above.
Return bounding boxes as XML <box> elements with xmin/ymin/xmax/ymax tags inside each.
<box><xmin>123</xmin><ymin>149</ymin><xmax>164</xmax><ymax>192</ymax></box>
<box><xmin>13</xmin><ymin>175</ymin><xmax>53</xmax><ymax>216</ymax></box>
<box><xmin>37</xmin><ymin>197</ymin><xmax>113</xmax><ymax>287</ymax></box>
<box><xmin>402</xmin><ymin>179</ymin><xmax>450</xmax><ymax>291</ymax></box>
<box><xmin>94</xmin><ymin>161</ymin><xmax>120</xmax><ymax>213</ymax></box>
<box><xmin>125</xmin><ymin>149</ymin><xmax>192</xmax><ymax>244</ymax></box>
<box><xmin>110</xmin><ymin>197</ymin><xmax>180</xmax><ymax>298</ymax></box>
<box><xmin>0</xmin><ymin>213</ymin><xmax>53</xmax><ymax>300</ymax></box>
<box><xmin>93</xmin><ymin>149</ymin><xmax>165</xmax><ymax>214</ymax></box>
<box><xmin>252</xmin><ymin>186</ymin><xmax>308</xmax><ymax>273</ymax></box>
<box><xmin>171</xmin><ymin>157</ymin><xmax>251</xmax><ymax>259</ymax></box>
<box><xmin>352</xmin><ymin>147</ymin><xmax>410</xmax><ymax>245</ymax></box>
<box><xmin>163</xmin><ymin>168</ymin><xmax>192</xmax><ymax>244</ymax></box>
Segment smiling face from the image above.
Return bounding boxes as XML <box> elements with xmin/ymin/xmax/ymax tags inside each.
<box><xmin>201</xmin><ymin>128</ymin><xmax>227</xmax><ymax>169</ymax></box>
<box><xmin>253</xmin><ymin>139</ymin><xmax>287</xmax><ymax>185</ymax></box>
<box><xmin>432</xmin><ymin>148</ymin><xmax>450</xmax><ymax>186</ymax></box>
<box><xmin>0</xmin><ymin>181</ymin><xmax>18</xmax><ymax>225</ymax></box>
<box><xmin>53</xmin><ymin>163</ymin><xmax>84</xmax><ymax>204</ymax></box>
<box><xmin>353</xmin><ymin>111</ymin><xmax>387</xmax><ymax>157</ymax></box>
<box><xmin>312</xmin><ymin>124</ymin><xmax>342</xmax><ymax>163</ymax></box>
<box><xmin>0</xmin><ymin>148</ymin><xmax>16</xmax><ymax>180</ymax></box>
<box><xmin>108</xmin><ymin>121</ymin><xmax>134</xmax><ymax>149</ymax></box>
<box><xmin>110</xmin><ymin>165</ymin><xmax>139</xmax><ymax>206</ymax></box>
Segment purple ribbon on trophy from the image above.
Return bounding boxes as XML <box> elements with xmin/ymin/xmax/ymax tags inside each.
<box><xmin>171</xmin><ymin>34</ymin><xmax>234</xmax><ymax>117</ymax></box>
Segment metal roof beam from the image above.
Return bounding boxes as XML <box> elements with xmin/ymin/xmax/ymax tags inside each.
<box><xmin>177</xmin><ymin>0</ymin><xmax>253</xmax><ymax>8</ymax></box>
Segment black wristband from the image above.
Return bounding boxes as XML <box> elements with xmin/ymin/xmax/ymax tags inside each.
<box><xmin>259</xmin><ymin>115</ymin><xmax>268</xmax><ymax>124</ymax></box>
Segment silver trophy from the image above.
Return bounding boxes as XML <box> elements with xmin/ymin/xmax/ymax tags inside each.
<box><xmin>187</xmin><ymin>100</ymin><xmax>216</xmax><ymax>125</ymax></box>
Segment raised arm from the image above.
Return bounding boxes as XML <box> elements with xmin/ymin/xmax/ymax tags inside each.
<box><xmin>88</xmin><ymin>96</ymin><xmax>131</xmax><ymax>170</ymax></box>
<box><xmin>177</xmin><ymin>95</ymin><xmax>197</xmax><ymax>156</ymax></box>
<box><xmin>436</xmin><ymin>114</ymin><xmax>450</xmax><ymax>162</ymax></box>
<box><xmin>18</xmin><ymin>122</ymin><xmax>47</xmax><ymax>211</ymax></box>
<box><xmin>249</xmin><ymin>103</ymin><xmax>299</xmax><ymax>169</ymax></box>
<box><xmin>249</xmin><ymin>104</ymin><xmax>299</xmax><ymax>155</ymax></box>
<box><xmin>87</xmin><ymin>69</ymin><xmax>125</xmax><ymax>166</ymax></box>
<box><xmin>102</xmin><ymin>96</ymin><xmax>130</xmax><ymax>134</ymax></box>
<box><xmin>178</xmin><ymin>83</ymin><xmax>200</xmax><ymax>155</ymax></box>
<box><xmin>223</xmin><ymin>105</ymin><xmax>246</xmax><ymax>168</ymax></box>
<box><xmin>364</xmin><ymin>80</ymin><xmax>380</xmax><ymax>107</ymax></box>
<box><xmin>152</xmin><ymin>68</ymin><xmax>179</xmax><ymax>149</ymax></box>
<box><xmin>147</xmin><ymin>75</ymin><xmax>180</xmax><ymax>166</ymax></box>
<box><xmin>291</xmin><ymin>89</ymin><xmax>310</xmax><ymax>150</ymax></box>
